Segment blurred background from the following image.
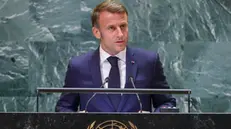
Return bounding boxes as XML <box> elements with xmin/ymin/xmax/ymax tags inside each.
<box><xmin>0</xmin><ymin>0</ymin><xmax>231</xmax><ymax>112</ymax></box>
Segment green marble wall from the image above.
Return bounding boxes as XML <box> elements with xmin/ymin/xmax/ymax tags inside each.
<box><xmin>0</xmin><ymin>0</ymin><xmax>231</xmax><ymax>112</ymax></box>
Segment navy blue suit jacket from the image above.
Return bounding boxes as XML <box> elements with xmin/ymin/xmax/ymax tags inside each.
<box><xmin>55</xmin><ymin>47</ymin><xmax>176</xmax><ymax>112</ymax></box>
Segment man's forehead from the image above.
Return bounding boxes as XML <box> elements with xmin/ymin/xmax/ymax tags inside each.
<box><xmin>99</xmin><ymin>11</ymin><xmax>127</xmax><ymax>18</ymax></box>
<box><xmin>106</xmin><ymin>21</ymin><xmax>128</xmax><ymax>26</ymax></box>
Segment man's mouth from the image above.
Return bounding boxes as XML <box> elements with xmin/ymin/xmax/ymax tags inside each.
<box><xmin>116</xmin><ymin>41</ymin><xmax>124</xmax><ymax>43</ymax></box>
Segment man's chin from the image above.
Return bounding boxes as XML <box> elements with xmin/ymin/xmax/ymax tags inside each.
<box><xmin>116</xmin><ymin>46</ymin><xmax>126</xmax><ymax>52</ymax></box>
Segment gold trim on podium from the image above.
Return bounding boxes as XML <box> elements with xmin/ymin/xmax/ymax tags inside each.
<box><xmin>87</xmin><ymin>120</ymin><xmax>138</xmax><ymax>129</ymax></box>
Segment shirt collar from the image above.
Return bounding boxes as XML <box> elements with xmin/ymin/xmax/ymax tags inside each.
<box><xmin>99</xmin><ymin>45</ymin><xmax>126</xmax><ymax>64</ymax></box>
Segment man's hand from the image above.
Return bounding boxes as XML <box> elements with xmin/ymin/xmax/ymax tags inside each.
<box><xmin>138</xmin><ymin>110</ymin><xmax>150</xmax><ymax>113</ymax></box>
<box><xmin>78</xmin><ymin>110</ymin><xmax>87</xmax><ymax>113</ymax></box>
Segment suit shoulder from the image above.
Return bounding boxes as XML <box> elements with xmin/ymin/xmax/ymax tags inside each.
<box><xmin>130</xmin><ymin>47</ymin><xmax>159</xmax><ymax>59</ymax></box>
<box><xmin>68</xmin><ymin>50</ymin><xmax>94</xmax><ymax>66</ymax></box>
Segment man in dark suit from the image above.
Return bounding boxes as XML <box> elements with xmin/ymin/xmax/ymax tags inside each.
<box><xmin>55</xmin><ymin>0</ymin><xmax>176</xmax><ymax>112</ymax></box>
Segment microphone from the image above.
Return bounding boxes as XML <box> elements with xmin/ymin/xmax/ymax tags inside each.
<box><xmin>129</xmin><ymin>76</ymin><xmax>143</xmax><ymax>113</ymax></box>
<box><xmin>84</xmin><ymin>77</ymin><xmax>109</xmax><ymax>112</ymax></box>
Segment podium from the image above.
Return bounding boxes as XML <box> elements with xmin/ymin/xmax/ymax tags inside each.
<box><xmin>0</xmin><ymin>88</ymin><xmax>230</xmax><ymax>128</ymax></box>
<box><xmin>0</xmin><ymin>112</ymin><xmax>230</xmax><ymax>129</ymax></box>
<box><xmin>36</xmin><ymin>88</ymin><xmax>191</xmax><ymax>112</ymax></box>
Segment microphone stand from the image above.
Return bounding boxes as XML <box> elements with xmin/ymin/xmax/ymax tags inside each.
<box><xmin>84</xmin><ymin>77</ymin><xmax>109</xmax><ymax>112</ymax></box>
<box><xmin>129</xmin><ymin>77</ymin><xmax>143</xmax><ymax>113</ymax></box>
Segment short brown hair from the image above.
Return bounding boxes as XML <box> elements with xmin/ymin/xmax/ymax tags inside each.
<box><xmin>91</xmin><ymin>0</ymin><xmax>128</xmax><ymax>27</ymax></box>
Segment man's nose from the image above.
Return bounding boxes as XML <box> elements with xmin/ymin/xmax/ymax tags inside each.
<box><xmin>116</xmin><ymin>27</ymin><xmax>124</xmax><ymax>37</ymax></box>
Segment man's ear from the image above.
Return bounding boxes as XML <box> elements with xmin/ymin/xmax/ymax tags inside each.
<box><xmin>92</xmin><ymin>27</ymin><xmax>101</xmax><ymax>39</ymax></box>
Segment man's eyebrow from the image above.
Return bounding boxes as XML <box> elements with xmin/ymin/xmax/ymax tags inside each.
<box><xmin>106</xmin><ymin>24</ymin><xmax>115</xmax><ymax>27</ymax></box>
<box><xmin>106</xmin><ymin>22</ymin><xmax>128</xmax><ymax>27</ymax></box>
<box><xmin>120</xmin><ymin>23</ymin><xmax>128</xmax><ymax>25</ymax></box>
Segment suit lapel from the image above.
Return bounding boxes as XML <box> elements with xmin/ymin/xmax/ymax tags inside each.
<box><xmin>117</xmin><ymin>47</ymin><xmax>138</xmax><ymax>112</ymax></box>
<box><xmin>89</xmin><ymin>48</ymin><xmax>114</xmax><ymax>110</ymax></box>
<box><xmin>89</xmin><ymin>48</ymin><xmax>102</xmax><ymax>87</ymax></box>
<box><xmin>125</xmin><ymin>47</ymin><xmax>138</xmax><ymax>87</ymax></box>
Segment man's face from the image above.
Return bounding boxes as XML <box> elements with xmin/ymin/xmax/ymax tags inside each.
<box><xmin>92</xmin><ymin>11</ymin><xmax>128</xmax><ymax>55</ymax></box>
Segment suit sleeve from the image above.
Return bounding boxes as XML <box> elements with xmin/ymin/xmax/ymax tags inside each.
<box><xmin>55</xmin><ymin>60</ymin><xmax>80</xmax><ymax>112</ymax></box>
<box><xmin>151</xmin><ymin>54</ymin><xmax>176</xmax><ymax>112</ymax></box>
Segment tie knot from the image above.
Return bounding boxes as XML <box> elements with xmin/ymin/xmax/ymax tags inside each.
<box><xmin>107</xmin><ymin>56</ymin><xmax>118</xmax><ymax>66</ymax></box>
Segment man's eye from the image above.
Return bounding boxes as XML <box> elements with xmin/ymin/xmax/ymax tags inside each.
<box><xmin>108</xmin><ymin>26</ymin><xmax>115</xmax><ymax>30</ymax></box>
<box><xmin>121</xmin><ymin>25</ymin><xmax>125</xmax><ymax>28</ymax></box>
<box><xmin>120</xmin><ymin>24</ymin><xmax>127</xmax><ymax>28</ymax></box>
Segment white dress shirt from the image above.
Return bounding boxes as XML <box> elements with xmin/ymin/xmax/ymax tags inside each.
<box><xmin>99</xmin><ymin>46</ymin><xmax>126</xmax><ymax>89</ymax></box>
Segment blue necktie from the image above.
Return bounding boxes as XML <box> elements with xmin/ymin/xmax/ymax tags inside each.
<box><xmin>107</xmin><ymin>56</ymin><xmax>121</xmax><ymax>110</ymax></box>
